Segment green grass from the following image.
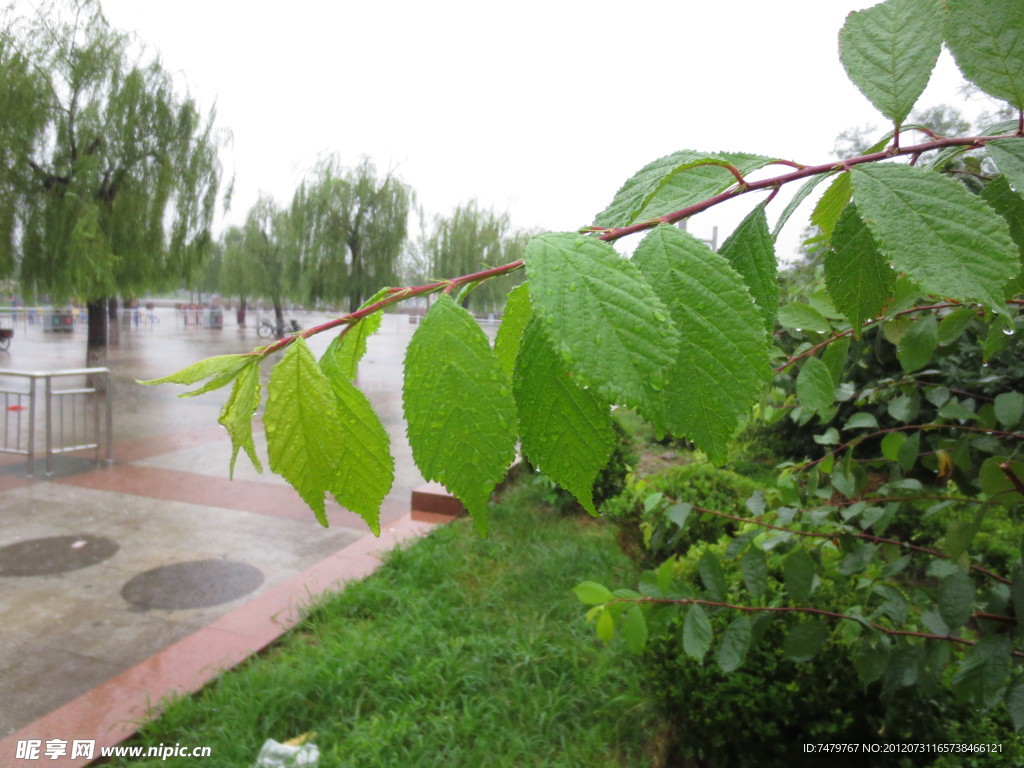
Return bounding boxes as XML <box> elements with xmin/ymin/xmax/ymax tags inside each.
<box><xmin>105</xmin><ymin>484</ymin><xmax>657</xmax><ymax>767</ymax></box>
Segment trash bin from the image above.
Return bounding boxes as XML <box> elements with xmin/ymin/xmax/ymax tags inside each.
<box><xmin>44</xmin><ymin>309</ymin><xmax>75</xmax><ymax>333</ymax></box>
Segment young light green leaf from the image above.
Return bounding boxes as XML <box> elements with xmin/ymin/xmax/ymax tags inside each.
<box><xmin>944</xmin><ymin>0</ymin><xmax>1024</xmax><ymax>109</ymax></box>
<box><xmin>403</xmin><ymin>295</ymin><xmax>517</xmax><ymax>534</ymax></box>
<box><xmin>574</xmin><ymin>580</ymin><xmax>615</xmax><ymax>605</ymax></box>
<box><xmin>217</xmin><ymin>360</ymin><xmax>263</xmax><ymax>478</ymax></box>
<box><xmin>838</xmin><ymin>0</ymin><xmax>942</xmax><ymax>124</ymax></box>
<box><xmin>513</xmin><ymin>319</ymin><xmax>614</xmax><ymax>515</ymax></box>
<box><xmin>633</xmin><ymin>225</ymin><xmax>771</xmax><ymax>464</ymax></box>
<box><xmin>783</xmin><ymin>620</ymin><xmax>828</xmax><ymax>663</ymax></box>
<box><xmin>493</xmin><ymin>283</ymin><xmax>532</xmax><ymax>378</ymax></box>
<box><xmin>139</xmin><ymin>354</ymin><xmax>254</xmax><ymax>397</ymax></box>
<box><xmin>824</xmin><ymin>203</ymin><xmax>896</xmax><ymax>332</ymax></box>
<box><xmin>264</xmin><ymin>337</ymin><xmax>349</xmax><ymax>527</ymax></box>
<box><xmin>719</xmin><ymin>204</ymin><xmax>779</xmax><ymax>332</ymax></box>
<box><xmin>683</xmin><ymin>604</ymin><xmax>713</xmax><ymax>661</ymax></box>
<box><xmin>621</xmin><ymin>605</ymin><xmax>649</xmax><ymax>654</ymax></box>
<box><xmin>716</xmin><ymin>616</ymin><xmax>752</xmax><ymax>673</ymax></box>
<box><xmin>524</xmin><ymin>232</ymin><xmax>678</xmax><ymax>409</ymax></box>
<box><xmin>320</xmin><ymin>359</ymin><xmax>394</xmax><ymax>536</ymax></box>
<box><xmin>593</xmin><ymin>151</ymin><xmax>775</xmax><ymax>229</ymax></box>
<box><xmin>937</xmin><ymin>569</ymin><xmax>974</xmax><ymax>631</ymax></box>
<box><xmin>321</xmin><ymin>310</ymin><xmax>383</xmax><ymax>382</ymax></box>
<box><xmin>596</xmin><ymin>607</ymin><xmax>615</xmax><ymax>643</ymax></box>
<box><xmin>811</xmin><ymin>172</ymin><xmax>853</xmax><ymax>241</ymax></box>
<box><xmin>796</xmin><ymin>356</ymin><xmax>835</xmax><ymax>415</ymax></box>
<box><xmin>896</xmin><ymin>314</ymin><xmax>938</xmax><ymax>373</ymax></box>
<box><xmin>776</xmin><ymin>302</ymin><xmax>831</xmax><ymax>333</ymax></box>
<box><xmin>852</xmin><ymin>163</ymin><xmax>1019</xmax><ymax>311</ymax></box>
<box><xmin>784</xmin><ymin>547</ymin><xmax>817</xmax><ymax>604</ymax></box>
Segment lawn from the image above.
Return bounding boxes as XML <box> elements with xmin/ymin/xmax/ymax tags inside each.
<box><xmin>103</xmin><ymin>483</ymin><xmax>659</xmax><ymax>767</ymax></box>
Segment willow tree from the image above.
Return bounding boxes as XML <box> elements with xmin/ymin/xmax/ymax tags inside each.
<box><xmin>239</xmin><ymin>196</ymin><xmax>295</xmax><ymax>331</ymax></box>
<box><xmin>424</xmin><ymin>201</ymin><xmax>529</xmax><ymax>312</ymax></box>
<box><xmin>291</xmin><ymin>157</ymin><xmax>413</xmax><ymax>312</ymax></box>
<box><xmin>0</xmin><ymin>0</ymin><xmax>224</xmax><ymax>364</ymax></box>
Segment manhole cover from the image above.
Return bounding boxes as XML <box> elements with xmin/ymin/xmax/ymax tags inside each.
<box><xmin>0</xmin><ymin>535</ymin><xmax>119</xmax><ymax>576</ymax></box>
<box><xmin>121</xmin><ymin>559</ymin><xmax>264</xmax><ymax>611</ymax></box>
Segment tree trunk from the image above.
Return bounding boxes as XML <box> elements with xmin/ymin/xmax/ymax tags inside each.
<box><xmin>106</xmin><ymin>296</ymin><xmax>120</xmax><ymax>345</ymax></box>
<box><xmin>349</xmin><ymin>240</ymin><xmax>362</xmax><ymax>313</ymax></box>
<box><xmin>273</xmin><ymin>300</ymin><xmax>284</xmax><ymax>338</ymax></box>
<box><xmin>237</xmin><ymin>297</ymin><xmax>247</xmax><ymax>328</ymax></box>
<box><xmin>86</xmin><ymin>299</ymin><xmax>108</xmax><ymax>373</ymax></box>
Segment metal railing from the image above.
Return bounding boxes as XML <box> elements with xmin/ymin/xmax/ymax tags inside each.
<box><xmin>0</xmin><ymin>368</ymin><xmax>113</xmax><ymax>477</ymax></box>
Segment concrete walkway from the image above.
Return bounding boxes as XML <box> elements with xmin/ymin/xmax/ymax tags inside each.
<box><xmin>0</xmin><ymin>308</ymin><xmax>432</xmax><ymax>766</ymax></box>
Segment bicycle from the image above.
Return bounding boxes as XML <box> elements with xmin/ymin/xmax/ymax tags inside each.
<box><xmin>256</xmin><ymin>318</ymin><xmax>302</xmax><ymax>339</ymax></box>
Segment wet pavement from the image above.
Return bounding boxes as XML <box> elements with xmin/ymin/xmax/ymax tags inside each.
<box><xmin>0</xmin><ymin>307</ymin><xmax>434</xmax><ymax>766</ymax></box>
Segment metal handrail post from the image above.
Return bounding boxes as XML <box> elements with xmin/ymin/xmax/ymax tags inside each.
<box><xmin>45</xmin><ymin>375</ymin><xmax>53</xmax><ymax>476</ymax></box>
<box><xmin>27</xmin><ymin>377</ymin><xmax>36</xmax><ymax>477</ymax></box>
<box><xmin>104</xmin><ymin>371</ymin><xmax>113</xmax><ymax>464</ymax></box>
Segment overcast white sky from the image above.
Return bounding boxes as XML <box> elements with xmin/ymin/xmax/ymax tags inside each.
<box><xmin>93</xmin><ymin>0</ymin><xmax>982</xmax><ymax>262</ymax></box>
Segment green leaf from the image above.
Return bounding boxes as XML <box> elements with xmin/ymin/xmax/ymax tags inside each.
<box><xmin>321</xmin><ymin>311</ymin><xmax>383</xmax><ymax>382</ymax></box>
<box><xmin>593</xmin><ymin>151</ymin><xmax>775</xmax><ymax>229</ymax></box>
<box><xmin>494</xmin><ymin>283</ymin><xmax>532</xmax><ymax>378</ymax></box>
<box><xmin>824</xmin><ymin>203</ymin><xmax>896</xmax><ymax>331</ymax></box>
<box><xmin>698</xmin><ymin>549</ymin><xmax>728</xmax><ymax>602</ymax></box>
<box><xmin>574</xmin><ymin>580</ymin><xmax>614</xmax><ymax>605</ymax></box>
<box><xmin>741</xmin><ymin>549</ymin><xmax>768</xmax><ymax>600</ymax></box>
<box><xmin>995</xmin><ymin>392</ymin><xmax>1024</xmax><ymax>428</ymax></box>
<box><xmin>718</xmin><ymin>204</ymin><xmax>778</xmax><ymax>332</ymax></box>
<box><xmin>633</xmin><ymin>226</ymin><xmax>771</xmax><ymax>464</ymax></box>
<box><xmin>821</xmin><ymin>336</ymin><xmax>850</xmax><ymax>386</ymax></box>
<box><xmin>851</xmin><ymin>163</ymin><xmax>1019</xmax><ymax>311</ymax></box>
<box><xmin>896</xmin><ymin>314</ymin><xmax>938</xmax><ymax>372</ymax></box>
<box><xmin>783</xmin><ymin>548</ymin><xmax>817</xmax><ymax>604</ymax></box>
<box><xmin>524</xmin><ymin>232</ymin><xmax>678</xmax><ymax>409</ymax></box>
<box><xmin>984</xmin><ymin>318</ymin><xmax>1013</xmax><ymax>361</ymax></box>
<box><xmin>844</xmin><ymin>412</ymin><xmax>879</xmax><ymax>430</ymax></box>
<box><xmin>944</xmin><ymin>0</ymin><xmax>1024</xmax><ymax>109</ymax></box>
<box><xmin>897</xmin><ymin>431</ymin><xmax>920</xmax><ymax>473</ymax></box>
<box><xmin>683</xmin><ymin>604</ymin><xmax>713</xmax><ymax>661</ymax></box>
<box><xmin>217</xmin><ymin>360</ymin><xmax>263</xmax><ymax>478</ymax></box>
<box><xmin>139</xmin><ymin>354</ymin><xmax>254</xmax><ymax>397</ymax></box>
<box><xmin>951</xmin><ymin>635</ymin><xmax>1012</xmax><ymax>711</ymax></box>
<box><xmin>937</xmin><ymin>569</ymin><xmax>974</xmax><ymax>631</ymax></box>
<box><xmin>776</xmin><ymin>302</ymin><xmax>831</xmax><ymax>333</ymax></box>
<box><xmin>937</xmin><ymin>307</ymin><xmax>977</xmax><ymax>345</ymax></box>
<box><xmin>988</xmin><ymin>139</ymin><xmax>1024</xmax><ymax>194</ymax></box>
<box><xmin>881</xmin><ymin>431</ymin><xmax>905</xmax><ymax>461</ymax></box>
<box><xmin>783</xmin><ymin>620</ymin><xmax>828</xmax><ymax>663</ymax></box>
<box><xmin>403</xmin><ymin>296</ymin><xmax>518</xmax><ymax>534</ymax></box>
<box><xmin>513</xmin><ymin>319</ymin><xmax>615</xmax><ymax>515</ymax></box>
<box><xmin>320</xmin><ymin>356</ymin><xmax>394</xmax><ymax>535</ymax></box>
<box><xmin>716</xmin><ymin>616</ymin><xmax>752</xmax><ymax>673</ymax></box>
<box><xmin>838</xmin><ymin>0</ymin><xmax>942</xmax><ymax>124</ymax></box>
<box><xmin>981</xmin><ymin>175</ymin><xmax>1024</xmax><ymax>288</ymax></box>
<box><xmin>796</xmin><ymin>357</ymin><xmax>835</xmax><ymax>415</ymax></box>
<box><xmin>980</xmin><ymin>456</ymin><xmax>1024</xmax><ymax>505</ymax></box>
<box><xmin>853</xmin><ymin>636</ymin><xmax>892</xmax><ymax>685</ymax></box>
<box><xmin>773</xmin><ymin>173</ymin><xmax>835</xmax><ymax>238</ymax></box>
<box><xmin>264</xmin><ymin>338</ymin><xmax>349</xmax><ymax>527</ymax></box>
<box><xmin>621</xmin><ymin>605</ymin><xmax>648</xmax><ymax>653</ymax></box>
<box><xmin>1005</xmin><ymin>674</ymin><xmax>1024</xmax><ymax>731</ymax></box>
<box><xmin>812</xmin><ymin>172</ymin><xmax>854</xmax><ymax>241</ymax></box>
<box><xmin>596</xmin><ymin>607</ymin><xmax>615</xmax><ymax>643</ymax></box>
